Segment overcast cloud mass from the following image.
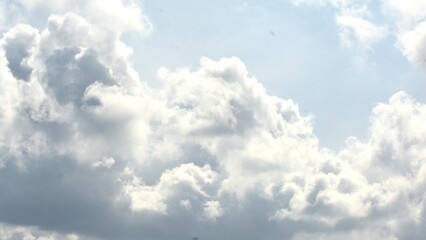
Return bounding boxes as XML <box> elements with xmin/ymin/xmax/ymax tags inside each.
<box><xmin>1</xmin><ymin>0</ymin><xmax>426</xmax><ymax>239</ymax></box>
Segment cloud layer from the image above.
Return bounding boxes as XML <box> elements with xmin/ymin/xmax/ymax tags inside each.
<box><xmin>1</xmin><ymin>0</ymin><xmax>426</xmax><ymax>240</ymax></box>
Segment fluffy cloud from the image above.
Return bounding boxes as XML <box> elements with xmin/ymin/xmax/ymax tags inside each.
<box><xmin>1</xmin><ymin>0</ymin><xmax>426</xmax><ymax>240</ymax></box>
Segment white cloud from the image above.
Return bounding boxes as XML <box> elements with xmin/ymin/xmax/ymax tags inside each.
<box><xmin>383</xmin><ymin>0</ymin><xmax>426</xmax><ymax>25</ymax></box>
<box><xmin>381</xmin><ymin>0</ymin><xmax>426</xmax><ymax>71</ymax></box>
<box><xmin>336</xmin><ymin>13</ymin><xmax>388</xmax><ymax>49</ymax></box>
<box><xmin>290</xmin><ymin>0</ymin><xmax>356</xmax><ymax>8</ymax></box>
<box><xmin>15</xmin><ymin>0</ymin><xmax>152</xmax><ymax>33</ymax></box>
<box><xmin>291</xmin><ymin>0</ymin><xmax>388</xmax><ymax>64</ymax></box>
<box><xmin>292</xmin><ymin>229</ymin><xmax>398</xmax><ymax>240</ymax></box>
<box><xmin>203</xmin><ymin>201</ymin><xmax>223</xmax><ymax>221</ymax></box>
<box><xmin>0</xmin><ymin>1</ymin><xmax>22</xmax><ymax>31</ymax></box>
<box><xmin>398</xmin><ymin>21</ymin><xmax>426</xmax><ymax>69</ymax></box>
<box><xmin>92</xmin><ymin>157</ymin><xmax>115</xmax><ymax>169</ymax></box>
<box><xmin>0</xmin><ymin>223</ymin><xmax>81</xmax><ymax>240</ymax></box>
<box><xmin>292</xmin><ymin>0</ymin><xmax>426</xmax><ymax>74</ymax></box>
<box><xmin>1</xmin><ymin>0</ymin><xmax>426</xmax><ymax>240</ymax></box>
<box><xmin>122</xmin><ymin>163</ymin><xmax>217</xmax><ymax>214</ymax></box>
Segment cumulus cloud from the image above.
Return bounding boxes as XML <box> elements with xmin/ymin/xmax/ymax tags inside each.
<box><xmin>1</xmin><ymin>0</ymin><xmax>426</xmax><ymax>240</ymax></box>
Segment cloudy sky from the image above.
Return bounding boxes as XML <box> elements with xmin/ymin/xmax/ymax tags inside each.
<box><xmin>1</xmin><ymin>0</ymin><xmax>426</xmax><ymax>239</ymax></box>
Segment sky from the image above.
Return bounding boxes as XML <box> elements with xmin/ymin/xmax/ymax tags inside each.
<box><xmin>1</xmin><ymin>0</ymin><xmax>426</xmax><ymax>240</ymax></box>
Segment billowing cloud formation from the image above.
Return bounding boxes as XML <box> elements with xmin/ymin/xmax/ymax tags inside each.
<box><xmin>1</xmin><ymin>1</ymin><xmax>426</xmax><ymax>240</ymax></box>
